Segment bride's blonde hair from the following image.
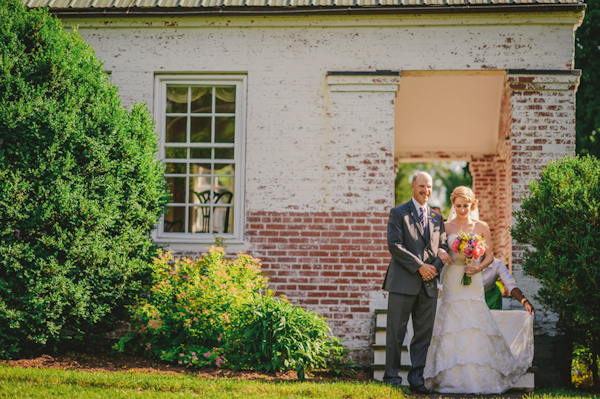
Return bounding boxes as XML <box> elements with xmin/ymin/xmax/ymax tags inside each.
<box><xmin>450</xmin><ymin>186</ymin><xmax>478</xmax><ymax>211</ymax></box>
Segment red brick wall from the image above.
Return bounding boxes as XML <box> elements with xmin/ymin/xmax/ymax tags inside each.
<box><xmin>246</xmin><ymin>210</ymin><xmax>390</xmax><ymax>364</ymax></box>
<box><xmin>470</xmin><ymin>156</ymin><xmax>512</xmax><ymax>264</ymax></box>
<box><xmin>470</xmin><ymin>81</ymin><xmax>513</xmax><ymax>266</ymax></box>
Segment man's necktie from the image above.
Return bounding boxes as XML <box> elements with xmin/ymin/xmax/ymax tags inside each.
<box><xmin>420</xmin><ymin>206</ymin><xmax>427</xmax><ymax>228</ymax></box>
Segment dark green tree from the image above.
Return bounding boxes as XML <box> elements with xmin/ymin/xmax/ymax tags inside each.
<box><xmin>512</xmin><ymin>155</ymin><xmax>600</xmax><ymax>387</ymax></box>
<box><xmin>0</xmin><ymin>0</ymin><xmax>169</xmax><ymax>358</ymax></box>
<box><xmin>575</xmin><ymin>0</ymin><xmax>600</xmax><ymax>157</ymax></box>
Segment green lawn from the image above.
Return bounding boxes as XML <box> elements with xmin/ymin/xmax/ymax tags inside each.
<box><xmin>0</xmin><ymin>366</ymin><xmax>598</xmax><ymax>399</ymax></box>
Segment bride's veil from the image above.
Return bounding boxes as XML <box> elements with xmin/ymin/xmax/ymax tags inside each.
<box><xmin>446</xmin><ymin>205</ymin><xmax>480</xmax><ymax>221</ymax></box>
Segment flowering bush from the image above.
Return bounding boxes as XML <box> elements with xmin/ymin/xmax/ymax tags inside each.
<box><xmin>113</xmin><ymin>247</ymin><xmax>268</xmax><ymax>368</ymax></box>
<box><xmin>114</xmin><ymin>246</ymin><xmax>352</xmax><ymax>375</ymax></box>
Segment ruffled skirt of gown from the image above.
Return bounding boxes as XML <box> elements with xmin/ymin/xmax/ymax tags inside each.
<box><xmin>423</xmin><ymin>264</ymin><xmax>534</xmax><ymax>394</ymax></box>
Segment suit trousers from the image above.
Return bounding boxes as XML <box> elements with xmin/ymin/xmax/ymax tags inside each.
<box><xmin>383</xmin><ymin>284</ymin><xmax>437</xmax><ymax>387</ymax></box>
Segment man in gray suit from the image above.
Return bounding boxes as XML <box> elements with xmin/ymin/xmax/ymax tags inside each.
<box><xmin>382</xmin><ymin>172</ymin><xmax>448</xmax><ymax>394</ymax></box>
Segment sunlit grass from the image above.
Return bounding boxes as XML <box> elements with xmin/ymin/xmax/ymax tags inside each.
<box><xmin>1</xmin><ymin>366</ymin><xmax>598</xmax><ymax>399</ymax></box>
<box><xmin>0</xmin><ymin>366</ymin><xmax>407</xmax><ymax>398</ymax></box>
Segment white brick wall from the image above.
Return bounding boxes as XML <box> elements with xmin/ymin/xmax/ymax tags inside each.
<box><xmin>71</xmin><ymin>12</ymin><xmax>580</xmax><ymax>215</ymax></box>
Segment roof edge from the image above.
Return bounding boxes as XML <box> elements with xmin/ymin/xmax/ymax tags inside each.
<box><xmin>45</xmin><ymin>3</ymin><xmax>586</xmax><ymax>18</ymax></box>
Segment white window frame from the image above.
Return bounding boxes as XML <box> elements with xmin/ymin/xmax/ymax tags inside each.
<box><xmin>152</xmin><ymin>74</ymin><xmax>246</xmax><ymax>244</ymax></box>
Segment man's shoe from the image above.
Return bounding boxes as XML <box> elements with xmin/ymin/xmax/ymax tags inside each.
<box><xmin>409</xmin><ymin>385</ymin><xmax>433</xmax><ymax>394</ymax></box>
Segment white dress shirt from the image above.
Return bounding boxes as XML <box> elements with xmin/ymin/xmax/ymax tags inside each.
<box><xmin>482</xmin><ymin>258</ymin><xmax>518</xmax><ymax>293</ymax></box>
<box><xmin>411</xmin><ymin>197</ymin><xmax>427</xmax><ymax>227</ymax></box>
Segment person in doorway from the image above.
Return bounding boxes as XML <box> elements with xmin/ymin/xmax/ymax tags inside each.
<box><xmin>472</xmin><ymin>257</ymin><xmax>535</xmax><ymax>314</ymax></box>
<box><xmin>382</xmin><ymin>171</ymin><xmax>448</xmax><ymax>394</ymax></box>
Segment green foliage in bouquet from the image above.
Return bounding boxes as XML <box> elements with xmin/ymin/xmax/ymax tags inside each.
<box><xmin>0</xmin><ymin>0</ymin><xmax>169</xmax><ymax>358</ymax></box>
<box><xmin>115</xmin><ymin>247</ymin><xmax>353</xmax><ymax>375</ymax></box>
<box><xmin>512</xmin><ymin>155</ymin><xmax>600</xmax><ymax>388</ymax></box>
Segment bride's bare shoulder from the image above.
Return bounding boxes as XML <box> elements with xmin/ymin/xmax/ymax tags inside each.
<box><xmin>444</xmin><ymin>220</ymin><xmax>459</xmax><ymax>234</ymax></box>
<box><xmin>473</xmin><ymin>219</ymin><xmax>491</xmax><ymax>234</ymax></box>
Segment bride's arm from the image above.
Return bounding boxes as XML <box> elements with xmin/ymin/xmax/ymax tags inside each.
<box><xmin>477</xmin><ymin>221</ymin><xmax>494</xmax><ymax>271</ymax></box>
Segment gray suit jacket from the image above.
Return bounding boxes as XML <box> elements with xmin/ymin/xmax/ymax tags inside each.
<box><xmin>382</xmin><ymin>200</ymin><xmax>448</xmax><ymax>298</ymax></box>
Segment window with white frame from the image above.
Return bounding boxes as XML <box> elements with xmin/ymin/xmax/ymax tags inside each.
<box><xmin>155</xmin><ymin>75</ymin><xmax>245</xmax><ymax>241</ymax></box>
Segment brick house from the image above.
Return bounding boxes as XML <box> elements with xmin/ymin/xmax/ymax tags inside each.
<box><xmin>27</xmin><ymin>0</ymin><xmax>584</xmax><ymax>384</ymax></box>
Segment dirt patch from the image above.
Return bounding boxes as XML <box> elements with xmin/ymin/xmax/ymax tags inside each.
<box><xmin>0</xmin><ymin>352</ymin><xmax>370</xmax><ymax>383</ymax></box>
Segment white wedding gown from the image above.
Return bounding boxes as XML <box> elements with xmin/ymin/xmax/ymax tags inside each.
<box><xmin>423</xmin><ymin>234</ymin><xmax>534</xmax><ymax>394</ymax></box>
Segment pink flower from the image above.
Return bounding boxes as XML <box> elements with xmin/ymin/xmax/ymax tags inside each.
<box><xmin>464</xmin><ymin>247</ymin><xmax>473</xmax><ymax>257</ymax></box>
<box><xmin>473</xmin><ymin>246</ymin><xmax>485</xmax><ymax>259</ymax></box>
<box><xmin>217</xmin><ymin>333</ymin><xmax>223</xmax><ymax>342</ymax></box>
<box><xmin>224</xmin><ymin>313</ymin><xmax>230</xmax><ymax>323</ymax></box>
<box><xmin>145</xmin><ymin>343</ymin><xmax>151</xmax><ymax>350</ymax></box>
<box><xmin>216</xmin><ymin>357</ymin><xmax>223</xmax><ymax>367</ymax></box>
<box><xmin>204</xmin><ymin>352</ymin><xmax>211</xmax><ymax>358</ymax></box>
<box><xmin>451</xmin><ymin>240</ymin><xmax>460</xmax><ymax>253</ymax></box>
<box><xmin>178</xmin><ymin>361</ymin><xmax>182</xmax><ymax>364</ymax></box>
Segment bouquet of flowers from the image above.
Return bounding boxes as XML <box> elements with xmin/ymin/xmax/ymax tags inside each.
<box><xmin>450</xmin><ymin>230</ymin><xmax>487</xmax><ymax>285</ymax></box>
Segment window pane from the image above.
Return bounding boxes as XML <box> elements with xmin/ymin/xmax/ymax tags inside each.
<box><xmin>165</xmin><ymin>163</ymin><xmax>186</xmax><ymax>174</ymax></box>
<box><xmin>213</xmin><ymin>206</ymin><xmax>233</xmax><ymax>234</ymax></box>
<box><xmin>190</xmin><ymin>117</ymin><xmax>211</xmax><ymax>143</ymax></box>
<box><xmin>215</xmin><ymin>117</ymin><xmax>235</xmax><ymax>143</ymax></box>
<box><xmin>166</xmin><ymin>86</ymin><xmax>188</xmax><ymax>113</ymax></box>
<box><xmin>214</xmin><ymin>147</ymin><xmax>234</xmax><ymax>160</ymax></box>
<box><xmin>166</xmin><ymin>177</ymin><xmax>186</xmax><ymax>203</ymax></box>
<box><xmin>190</xmin><ymin>163</ymin><xmax>212</xmax><ymax>175</ymax></box>
<box><xmin>189</xmin><ymin>177</ymin><xmax>211</xmax><ymax>203</ymax></box>
<box><xmin>189</xmin><ymin>206</ymin><xmax>210</xmax><ymax>233</ymax></box>
<box><xmin>190</xmin><ymin>148</ymin><xmax>211</xmax><ymax>159</ymax></box>
<box><xmin>166</xmin><ymin>117</ymin><xmax>186</xmax><ymax>143</ymax></box>
<box><xmin>164</xmin><ymin>207</ymin><xmax>185</xmax><ymax>232</ymax></box>
<box><xmin>190</xmin><ymin>87</ymin><xmax>211</xmax><ymax>114</ymax></box>
<box><xmin>215</xmin><ymin>87</ymin><xmax>236</xmax><ymax>113</ymax></box>
<box><xmin>165</xmin><ymin>147</ymin><xmax>187</xmax><ymax>159</ymax></box>
<box><xmin>215</xmin><ymin>164</ymin><xmax>235</xmax><ymax>175</ymax></box>
<box><xmin>216</xmin><ymin>177</ymin><xmax>234</xmax><ymax>197</ymax></box>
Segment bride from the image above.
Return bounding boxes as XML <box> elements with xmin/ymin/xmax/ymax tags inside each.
<box><xmin>423</xmin><ymin>186</ymin><xmax>532</xmax><ymax>394</ymax></box>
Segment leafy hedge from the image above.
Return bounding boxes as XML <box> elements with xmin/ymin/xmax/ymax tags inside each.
<box><xmin>0</xmin><ymin>0</ymin><xmax>169</xmax><ymax>358</ymax></box>
<box><xmin>114</xmin><ymin>247</ymin><xmax>352</xmax><ymax>377</ymax></box>
<box><xmin>512</xmin><ymin>155</ymin><xmax>600</xmax><ymax>387</ymax></box>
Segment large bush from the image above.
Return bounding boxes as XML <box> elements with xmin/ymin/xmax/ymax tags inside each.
<box><xmin>115</xmin><ymin>247</ymin><xmax>352</xmax><ymax>377</ymax></box>
<box><xmin>0</xmin><ymin>0</ymin><xmax>169</xmax><ymax>358</ymax></box>
<box><xmin>512</xmin><ymin>155</ymin><xmax>600</xmax><ymax>387</ymax></box>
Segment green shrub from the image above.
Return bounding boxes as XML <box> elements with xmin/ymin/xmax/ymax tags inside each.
<box><xmin>0</xmin><ymin>0</ymin><xmax>169</xmax><ymax>358</ymax></box>
<box><xmin>115</xmin><ymin>247</ymin><xmax>353</xmax><ymax>376</ymax></box>
<box><xmin>573</xmin><ymin>342</ymin><xmax>598</xmax><ymax>389</ymax></box>
<box><xmin>225</xmin><ymin>292</ymin><xmax>331</xmax><ymax>373</ymax></box>
<box><xmin>512</xmin><ymin>155</ymin><xmax>600</xmax><ymax>387</ymax></box>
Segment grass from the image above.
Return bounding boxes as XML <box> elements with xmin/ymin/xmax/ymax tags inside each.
<box><xmin>1</xmin><ymin>365</ymin><xmax>599</xmax><ymax>399</ymax></box>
